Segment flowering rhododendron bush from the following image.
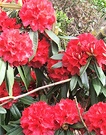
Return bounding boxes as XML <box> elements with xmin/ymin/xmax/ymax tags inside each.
<box><xmin>0</xmin><ymin>0</ymin><xmax>106</xmax><ymax>135</ymax></box>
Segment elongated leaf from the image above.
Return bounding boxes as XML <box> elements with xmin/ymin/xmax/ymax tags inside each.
<box><xmin>0</xmin><ymin>107</ymin><xmax>7</xmax><ymax>114</ymax></box>
<box><xmin>17</xmin><ymin>66</ymin><xmax>27</xmax><ymax>89</ymax></box>
<box><xmin>59</xmin><ymin>35</ymin><xmax>78</xmax><ymax>40</ymax></box>
<box><xmin>102</xmin><ymin>86</ymin><xmax>106</xmax><ymax>97</ymax></box>
<box><xmin>80</xmin><ymin>71</ymin><xmax>89</xmax><ymax>90</ymax></box>
<box><xmin>40</xmin><ymin>94</ymin><xmax>48</xmax><ymax>102</ymax></box>
<box><xmin>94</xmin><ymin>62</ymin><xmax>106</xmax><ymax>86</ymax></box>
<box><xmin>45</xmin><ymin>30</ymin><xmax>60</xmax><ymax>46</ymax></box>
<box><xmin>70</xmin><ymin>75</ymin><xmax>78</xmax><ymax>91</ymax></box>
<box><xmin>7</xmin><ymin>64</ymin><xmax>14</xmax><ymax>96</ymax></box>
<box><xmin>52</xmin><ymin>61</ymin><xmax>62</xmax><ymax>68</ymax></box>
<box><xmin>67</xmin><ymin>130</ymin><xmax>74</xmax><ymax>135</ymax></box>
<box><xmin>29</xmin><ymin>31</ymin><xmax>38</xmax><ymax>61</ymax></box>
<box><xmin>6</xmin><ymin>126</ymin><xmax>24</xmax><ymax>135</ymax></box>
<box><xmin>51</xmin><ymin>53</ymin><xmax>64</xmax><ymax>60</ymax></box>
<box><xmin>10</xmin><ymin>104</ymin><xmax>21</xmax><ymax>120</ymax></box>
<box><xmin>51</xmin><ymin>41</ymin><xmax>59</xmax><ymax>54</ymax></box>
<box><xmin>60</xmin><ymin>84</ymin><xmax>68</xmax><ymax>98</ymax></box>
<box><xmin>20</xmin><ymin>96</ymin><xmax>35</xmax><ymax>105</ymax></box>
<box><xmin>0</xmin><ymin>58</ymin><xmax>6</xmax><ymax>85</ymax></box>
<box><xmin>80</xmin><ymin>57</ymin><xmax>91</xmax><ymax>75</ymax></box>
<box><xmin>70</xmin><ymin>123</ymin><xmax>84</xmax><ymax>129</ymax></box>
<box><xmin>92</xmin><ymin>78</ymin><xmax>102</xmax><ymax>96</ymax></box>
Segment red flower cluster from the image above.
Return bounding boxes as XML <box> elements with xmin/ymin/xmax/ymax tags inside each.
<box><xmin>0</xmin><ymin>81</ymin><xmax>21</xmax><ymax>109</ymax></box>
<box><xmin>84</xmin><ymin>102</ymin><xmax>106</xmax><ymax>135</ymax></box>
<box><xmin>0</xmin><ymin>8</ymin><xmax>20</xmax><ymax>32</ymax></box>
<box><xmin>29</xmin><ymin>38</ymin><xmax>50</xmax><ymax>68</ymax></box>
<box><xmin>20</xmin><ymin>101</ymin><xmax>55</xmax><ymax>135</ymax></box>
<box><xmin>54</xmin><ymin>99</ymin><xmax>84</xmax><ymax>128</ymax></box>
<box><xmin>20</xmin><ymin>99</ymin><xmax>83</xmax><ymax>134</ymax></box>
<box><xmin>62</xmin><ymin>33</ymin><xmax>106</xmax><ymax>75</ymax></box>
<box><xmin>19</xmin><ymin>0</ymin><xmax>56</xmax><ymax>32</ymax></box>
<box><xmin>47</xmin><ymin>58</ymin><xmax>69</xmax><ymax>81</ymax></box>
<box><xmin>0</xmin><ymin>29</ymin><xmax>33</xmax><ymax>66</ymax></box>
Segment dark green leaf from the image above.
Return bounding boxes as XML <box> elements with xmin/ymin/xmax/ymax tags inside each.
<box><xmin>70</xmin><ymin>123</ymin><xmax>84</xmax><ymax>129</ymax></box>
<box><xmin>40</xmin><ymin>94</ymin><xmax>48</xmax><ymax>102</ymax></box>
<box><xmin>67</xmin><ymin>130</ymin><xmax>74</xmax><ymax>135</ymax></box>
<box><xmin>6</xmin><ymin>126</ymin><xmax>24</xmax><ymax>135</ymax></box>
<box><xmin>58</xmin><ymin>35</ymin><xmax>78</xmax><ymax>40</ymax></box>
<box><xmin>17</xmin><ymin>66</ymin><xmax>27</xmax><ymax>89</ymax></box>
<box><xmin>0</xmin><ymin>107</ymin><xmax>7</xmax><ymax>114</ymax></box>
<box><xmin>50</xmin><ymin>41</ymin><xmax>59</xmax><ymax>55</ymax></box>
<box><xmin>52</xmin><ymin>61</ymin><xmax>62</xmax><ymax>68</ymax></box>
<box><xmin>29</xmin><ymin>31</ymin><xmax>38</xmax><ymax>61</ymax></box>
<box><xmin>70</xmin><ymin>75</ymin><xmax>78</xmax><ymax>91</ymax></box>
<box><xmin>60</xmin><ymin>83</ymin><xmax>68</xmax><ymax>98</ymax></box>
<box><xmin>1</xmin><ymin>125</ymin><xmax>13</xmax><ymax>132</ymax></box>
<box><xmin>7</xmin><ymin>64</ymin><xmax>14</xmax><ymax>96</ymax></box>
<box><xmin>92</xmin><ymin>78</ymin><xmax>102</xmax><ymax>96</ymax></box>
<box><xmin>94</xmin><ymin>62</ymin><xmax>106</xmax><ymax>86</ymax></box>
<box><xmin>80</xmin><ymin>57</ymin><xmax>91</xmax><ymax>75</ymax></box>
<box><xmin>51</xmin><ymin>53</ymin><xmax>64</xmax><ymax>60</ymax></box>
<box><xmin>20</xmin><ymin>96</ymin><xmax>35</xmax><ymax>105</ymax></box>
<box><xmin>80</xmin><ymin>71</ymin><xmax>89</xmax><ymax>90</ymax></box>
<box><xmin>0</xmin><ymin>58</ymin><xmax>6</xmax><ymax>85</ymax></box>
<box><xmin>10</xmin><ymin>104</ymin><xmax>21</xmax><ymax>120</ymax></box>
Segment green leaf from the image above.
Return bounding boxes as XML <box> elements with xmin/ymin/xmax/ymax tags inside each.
<box><xmin>58</xmin><ymin>35</ymin><xmax>78</xmax><ymax>40</ymax></box>
<box><xmin>80</xmin><ymin>57</ymin><xmax>91</xmax><ymax>75</ymax></box>
<box><xmin>7</xmin><ymin>64</ymin><xmax>14</xmax><ymax>96</ymax></box>
<box><xmin>70</xmin><ymin>123</ymin><xmax>84</xmax><ymax>129</ymax></box>
<box><xmin>6</xmin><ymin>126</ymin><xmax>24</xmax><ymax>135</ymax></box>
<box><xmin>60</xmin><ymin>83</ymin><xmax>68</xmax><ymax>98</ymax></box>
<box><xmin>52</xmin><ymin>61</ymin><xmax>62</xmax><ymax>68</ymax></box>
<box><xmin>92</xmin><ymin>78</ymin><xmax>102</xmax><ymax>96</ymax></box>
<box><xmin>70</xmin><ymin>75</ymin><xmax>78</xmax><ymax>91</ymax></box>
<box><xmin>17</xmin><ymin>66</ymin><xmax>27</xmax><ymax>89</ymax></box>
<box><xmin>67</xmin><ymin>130</ymin><xmax>74</xmax><ymax>135</ymax></box>
<box><xmin>45</xmin><ymin>29</ymin><xmax>60</xmax><ymax>46</ymax></box>
<box><xmin>29</xmin><ymin>31</ymin><xmax>38</xmax><ymax>61</ymax></box>
<box><xmin>40</xmin><ymin>94</ymin><xmax>48</xmax><ymax>102</ymax></box>
<box><xmin>20</xmin><ymin>96</ymin><xmax>35</xmax><ymax>105</ymax></box>
<box><xmin>80</xmin><ymin>71</ymin><xmax>89</xmax><ymax>90</ymax></box>
<box><xmin>0</xmin><ymin>58</ymin><xmax>6</xmax><ymax>85</ymax></box>
<box><xmin>10</xmin><ymin>104</ymin><xmax>21</xmax><ymax>120</ymax></box>
<box><xmin>0</xmin><ymin>107</ymin><xmax>7</xmax><ymax>114</ymax></box>
<box><xmin>94</xmin><ymin>62</ymin><xmax>106</xmax><ymax>86</ymax></box>
<box><xmin>51</xmin><ymin>53</ymin><xmax>64</xmax><ymax>60</ymax></box>
<box><xmin>102</xmin><ymin>86</ymin><xmax>106</xmax><ymax>97</ymax></box>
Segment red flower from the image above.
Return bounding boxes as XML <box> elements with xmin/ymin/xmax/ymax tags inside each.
<box><xmin>20</xmin><ymin>101</ymin><xmax>56</xmax><ymax>135</ymax></box>
<box><xmin>0</xmin><ymin>29</ymin><xmax>33</xmax><ymax>66</ymax></box>
<box><xmin>29</xmin><ymin>38</ymin><xmax>50</xmax><ymax>68</ymax></box>
<box><xmin>54</xmin><ymin>99</ymin><xmax>84</xmax><ymax>128</ymax></box>
<box><xmin>84</xmin><ymin>102</ymin><xmax>106</xmax><ymax>135</ymax></box>
<box><xmin>19</xmin><ymin>0</ymin><xmax>56</xmax><ymax>32</ymax></box>
<box><xmin>78</xmin><ymin>33</ymin><xmax>106</xmax><ymax>67</ymax></box>
<box><xmin>0</xmin><ymin>81</ymin><xmax>21</xmax><ymax>109</ymax></box>
<box><xmin>47</xmin><ymin>58</ymin><xmax>69</xmax><ymax>81</ymax></box>
<box><xmin>62</xmin><ymin>39</ymin><xmax>88</xmax><ymax>75</ymax></box>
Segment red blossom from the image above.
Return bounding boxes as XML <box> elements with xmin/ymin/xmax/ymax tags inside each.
<box><xmin>78</xmin><ymin>33</ymin><xmax>106</xmax><ymax>67</ymax></box>
<box><xmin>0</xmin><ymin>81</ymin><xmax>21</xmax><ymax>109</ymax></box>
<box><xmin>54</xmin><ymin>99</ymin><xmax>84</xmax><ymax>128</ymax></box>
<box><xmin>20</xmin><ymin>101</ymin><xmax>56</xmax><ymax>135</ymax></box>
<box><xmin>29</xmin><ymin>38</ymin><xmax>50</xmax><ymax>68</ymax></box>
<box><xmin>84</xmin><ymin>102</ymin><xmax>106</xmax><ymax>135</ymax></box>
<box><xmin>0</xmin><ymin>29</ymin><xmax>33</xmax><ymax>66</ymax></box>
<box><xmin>47</xmin><ymin>58</ymin><xmax>69</xmax><ymax>81</ymax></box>
<box><xmin>62</xmin><ymin>39</ymin><xmax>88</xmax><ymax>75</ymax></box>
<box><xmin>19</xmin><ymin>0</ymin><xmax>56</xmax><ymax>32</ymax></box>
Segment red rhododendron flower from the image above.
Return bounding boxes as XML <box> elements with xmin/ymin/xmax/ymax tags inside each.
<box><xmin>19</xmin><ymin>0</ymin><xmax>56</xmax><ymax>32</ymax></box>
<box><xmin>20</xmin><ymin>101</ymin><xmax>56</xmax><ymax>135</ymax></box>
<box><xmin>84</xmin><ymin>102</ymin><xmax>106</xmax><ymax>135</ymax></box>
<box><xmin>62</xmin><ymin>39</ymin><xmax>88</xmax><ymax>75</ymax></box>
<box><xmin>0</xmin><ymin>29</ymin><xmax>33</xmax><ymax>66</ymax></box>
<box><xmin>29</xmin><ymin>38</ymin><xmax>50</xmax><ymax>68</ymax></box>
<box><xmin>0</xmin><ymin>81</ymin><xmax>21</xmax><ymax>109</ymax></box>
<box><xmin>47</xmin><ymin>58</ymin><xmax>69</xmax><ymax>81</ymax></box>
<box><xmin>54</xmin><ymin>99</ymin><xmax>84</xmax><ymax>128</ymax></box>
<box><xmin>78</xmin><ymin>33</ymin><xmax>106</xmax><ymax>67</ymax></box>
